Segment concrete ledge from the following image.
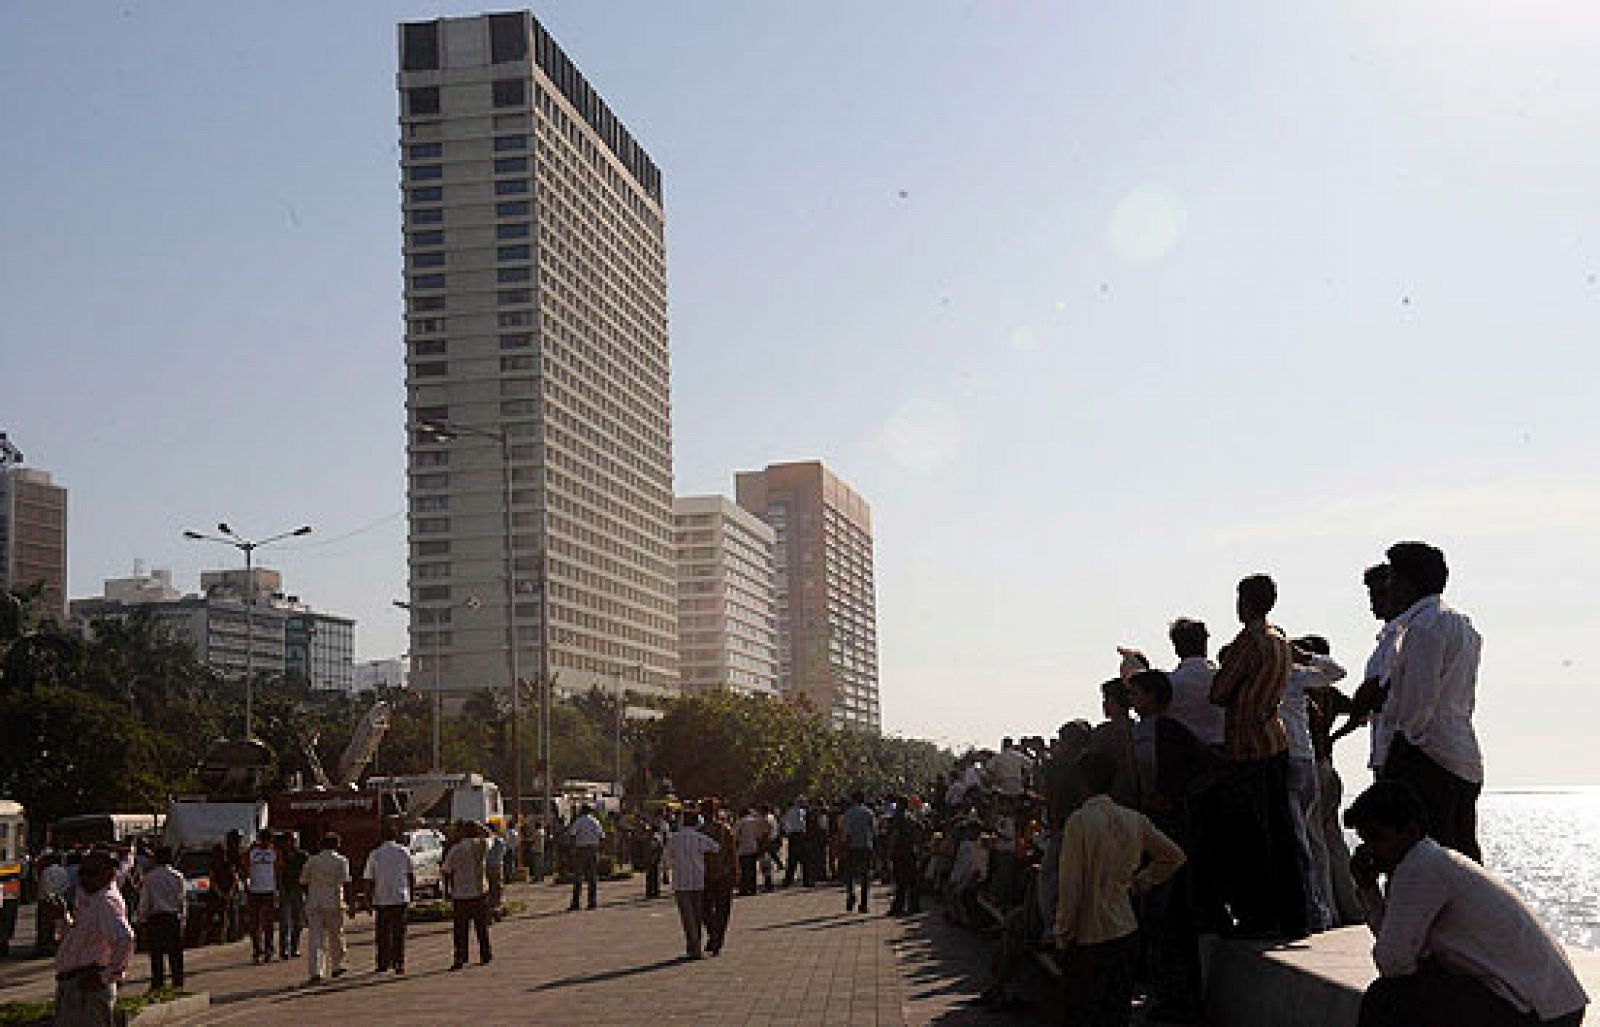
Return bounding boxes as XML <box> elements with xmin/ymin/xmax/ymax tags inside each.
<box><xmin>123</xmin><ymin>992</ymin><xmax>210</xmax><ymax>1027</ymax></box>
<box><xmin>1202</xmin><ymin>928</ymin><xmax>1600</xmax><ymax>1027</ymax></box>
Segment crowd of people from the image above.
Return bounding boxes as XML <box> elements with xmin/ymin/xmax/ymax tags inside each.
<box><xmin>36</xmin><ymin>540</ymin><xmax>1593</xmax><ymax>1027</ymax></box>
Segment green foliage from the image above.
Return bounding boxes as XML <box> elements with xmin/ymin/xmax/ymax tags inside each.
<box><xmin>644</xmin><ymin>688</ymin><xmax>955</xmax><ymax>809</ymax></box>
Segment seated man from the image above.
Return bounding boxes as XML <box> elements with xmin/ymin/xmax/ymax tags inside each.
<box><xmin>1346</xmin><ymin>782</ymin><xmax>1588</xmax><ymax>1027</ymax></box>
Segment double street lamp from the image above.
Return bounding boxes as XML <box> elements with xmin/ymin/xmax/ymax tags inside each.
<box><xmin>413</xmin><ymin>417</ymin><xmax>550</xmax><ymax>832</ymax></box>
<box><xmin>182</xmin><ymin>521</ymin><xmax>313</xmax><ymax>738</ymax></box>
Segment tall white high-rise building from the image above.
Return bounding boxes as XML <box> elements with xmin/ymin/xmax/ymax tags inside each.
<box><xmin>673</xmin><ymin>496</ymin><xmax>778</xmax><ymax>696</ymax></box>
<box><xmin>397</xmin><ymin>12</ymin><xmax>677</xmax><ymax>700</ymax></box>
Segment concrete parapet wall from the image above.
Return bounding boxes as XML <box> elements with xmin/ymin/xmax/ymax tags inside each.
<box><xmin>1202</xmin><ymin>927</ymin><xmax>1600</xmax><ymax>1027</ymax></box>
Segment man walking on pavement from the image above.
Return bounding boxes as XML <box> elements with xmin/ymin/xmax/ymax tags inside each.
<box><xmin>698</xmin><ymin>800</ymin><xmax>737</xmax><ymax>956</ymax></box>
<box><xmin>244</xmin><ymin>829</ymin><xmax>280</xmax><ymax>963</ymax></box>
<box><xmin>277</xmin><ymin>831</ymin><xmax>307</xmax><ymax>960</ymax></box>
<box><xmin>364</xmin><ymin>819</ymin><xmax>414</xmax><ymax>974</ymax></box>
<box><xmin>665</xmin><ymin>811</ymin><xmax>721</xmax><ymax>960</ymax></box>
<box><xmin>567</xmin><ymin>805</ymin><xmax>605</xmax><ymax>911</ymax></box>
<box><xmin>780</xmin><ymin>799</ymin><xmax>808</xmax><ymax>887</ymax></box>
<box><xmin>484</xmin><ymin>825</ymin><xmax>507</xmax><ymax>916</ymax></box>
<box><xmin>841</xmin><ymin>791</ymin><xmax>877</xmax><ymax>913</ymax></box>
<box><xmin>301</xmin><ymin>833</ymin><xmax>351</xmax><ymax>985</ymax></box>
<box><xmin>444</xmin><ymin>822</ymin><xmax>492</xmax><ymax>969</ymax></box>
<box><xmin>136</xmin><ymin>847</ymin><xmax>185</xmax><ymax>992</ymax></box>
<box><xmin>734</xmin><ymin>807</ymin><xmax>766</xmax><ymax>896</ymax></box>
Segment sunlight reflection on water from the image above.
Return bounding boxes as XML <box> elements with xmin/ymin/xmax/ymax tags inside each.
<box><xmin>1480</xmin><ymin>789</ymin><xmax>1600</xmax><ymax>950</ymax></box>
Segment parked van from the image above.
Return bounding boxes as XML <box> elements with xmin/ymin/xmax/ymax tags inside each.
<box><xmin>400</xmin><ymin>827</ymin><xmax>446</xmax><ymax>898</ymax></box>
<box><xmin>50</xmin><ymin>813</ymin><xmax>162</xmax><ymax>849</ymax></box>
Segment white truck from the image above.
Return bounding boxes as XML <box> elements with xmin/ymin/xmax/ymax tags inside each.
<box><xmin>164</xmin><ymin>797</ymin><xmax>268</xmax><ymax>944</ymax></box>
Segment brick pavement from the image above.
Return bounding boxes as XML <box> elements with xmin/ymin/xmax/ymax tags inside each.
<box><xmin>1</xmin><ymin>878</ymin><xmax>1050</xmax><ymax>1025</ymax></box>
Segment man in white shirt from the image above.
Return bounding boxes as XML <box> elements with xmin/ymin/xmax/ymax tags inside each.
<box><xmin>1345</xmin><ymin>782</ymin><xmax>1586</xmax><ymax>1027</ymax></box>
<box><xmin>733</xmin><ymin>808</ymin><xmax>767</xmax><ymax>896</ymax></box>
<box><xmin>780</xmin><ymin>800</ymin><xmax>807</xmax><ymax>887</ymax></box>
<box><xmin>1283</xmin><ymin>637</ymin><xmax>1347</xmax><ymax>932</ymax></box>
<box><xmin>566</xmin><ymin>806</ymin><xmax>605</xmax><ymax>911</ymax></box>
<box><xmin>1376</xmin><ymin>542</ymin><xmax>1485</xmax><ymax>862</ymax></box>
<box><xmin>988</xmin><ymin>738</ymin><xmax>1032</xmax><ymax>798</ymax></box>
<box><xmin>300</xmin><ymin>833</ymin><xmax>351</xmax><ymax>984</ymax></box>
<box><xmin>136</xmin><ymin>847</ymin><xmax>186</xmax><ymax>991</ymax></box>
<box><xmin>665</xmin><ymin>812</ymin><xmax>721</xmax><ymax>959</ymax></box>
<box><xmin>1165</xmin><ymin>618</ymin><xmax>1225</xmax><ymax>748</ymax></box>
<box><xmin>443</xmin><ymin>823</ymin><xmax>491</xmax><ymax>969</ymax></box>
<box><xmin>363</xmin><ymin>821</ymin><xmax>414</xmax><ymax>974</ymax></box>
<box><xmin>243</xmin><ymin>830</ymin><xmax>279</xmax><ymax>963</ymax></box>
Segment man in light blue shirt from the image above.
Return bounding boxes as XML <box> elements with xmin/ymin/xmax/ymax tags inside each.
<box><xmin>840</xmin><ymin>792</ymin><xmax>877</xmax><ymax>914</ymax></box>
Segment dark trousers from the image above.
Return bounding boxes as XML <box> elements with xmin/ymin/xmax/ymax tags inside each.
<box><xmin>278</xmin><ymin>888</ymin><xmax>304</xmax><ymax>956</ymax></box>
<box><xmin>1186</xmin><ymin>783</ymin><xmax>1231</xmax><ymax>932</ymax></box>
<box><xmin>1139</xmin><ymin>814</ymin><xmax>1201</xmax><ymax>1015</ymax></box>
<box><xmin>374</xmin><ymin>904</ymin><xmax>408</xmax><ymax>971</ymax></box>
<box><xmin>702</xmin><ymin>877</ymin><xmax>733</xmax><ymax>952</ymax></box>
<box><xmin>889</xmin><ymin>855</ymin><xmax>921</xmax><ymax>914</ymax></box>
<box><xmin>145</xmin><ymin>913</ymin><xmax>184</xmax><ymax>989</ymax></box>
<box><xmin>1218</xmin><ymin>753</ymin><xmax>1309</xmax><ymax>937</ymax></box>
<box><xmin>738</xmin><ymin>853</ymin><xmax>759</xmax><ymax>895</ymax></box>
<box><xmin>451</xmin><ymin>897</ymin><xmax>491</xmax><ymax>964</ymax></box>
<box><xmin>1062</xmin><ymin>932</ymin><xmax>1139</xmax><ymax>1027</ymax></box>
<box><xmin>1360</xmin><ymin>963</ymin><xmax>1585</xmax><ymax>1027</ymax></box>
<box><xmin>844</xmin><ymin>848</ymin><xmax>872</xmax><ymax>910</ymax></box>
<box><xmin>644</xmin><ymin>858</ymin><xmax>662</xmax><ymax>899</ymax></box>
<box><xmin>674</xmin><ymin>890</ymin><xmax>705</xmax><ymax>957</ymax></box>
<box><xmin>246</xmin><ymin>891</ymin><xmax>277</xmax><ymax>956</ymax></box>
<box><xmin>783</xmin><ymin>834</ymin><xmax>808</xmax><ymax>886</ymax></box>
<box><xmin>1381</xmin><ymin>735</ymin><xmax>1483</xmax><ymax>863</ymax></box>
<box><xmin>570</xmin><ymin>847</ymin><xmax>599</xmax><ymax>909</ymax></box>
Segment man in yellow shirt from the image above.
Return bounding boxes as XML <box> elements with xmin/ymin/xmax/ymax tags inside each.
<box><xmin>1055</xmin><ymin>751</ymin><xmax>1186</xmax><ymax>1025</ymax></box>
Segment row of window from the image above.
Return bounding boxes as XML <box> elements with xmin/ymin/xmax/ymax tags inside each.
<box><xmin>406</xmin><ymin>135</ymin><xmax>526</xmax><ymax>162</ymax></box>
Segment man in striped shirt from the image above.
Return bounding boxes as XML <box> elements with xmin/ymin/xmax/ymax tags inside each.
<box><xmin>1209</xmin><ymin>574</ymin><xmax>1310</xmax><ymax>940</ymax></box>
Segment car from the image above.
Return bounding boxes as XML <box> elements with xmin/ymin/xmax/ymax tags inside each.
<box><xmin>401</xmin><ymin>828</ymin><xmax>445</xmax><ymax>898</ymax></box>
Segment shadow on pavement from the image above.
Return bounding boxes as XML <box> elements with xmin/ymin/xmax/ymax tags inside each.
<box><xmin>895</xmin><ymin>909</ymin><xmax>1059</xmax><ymax>1027</ymax></box>
<box><xmin>526</xmin><ymin>956</ymin><xmax>686</xmax><ymax>993</ymax></box>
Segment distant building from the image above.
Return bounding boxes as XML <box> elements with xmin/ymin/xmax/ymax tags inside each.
<box><xmin>673</xmin><ymin>495</ymin><xmax>779</xmax><ymax>696</ymax></box>
<box><xmin>71</xmin><ymin>567</ymin><xmax>355</xmax><ymax>690</ymax></box>
<box><xmin>736</xmin><ymin>462</ymin><xmax>880</xmax><ymax>731</ymax></box>
<box><xmin>72</xmin><ymin>592</ymin><xmax>288</xmax><ymax>679</ymax></box>
<box><xmin>0</xmin><ymin>433</ymin><xmax>68</xmax><ymax>621</ymax></box>
<box><xmin>396</xmin><ymin>12</ymin><xmax>677</xmax><ymax>701</ymax></box>
<box><xmin>103</xmin><ymin>565</ymin><xmax>181</xmax><ymax>605</ymax></box>
<box><xmin>285</xmin><ymin>611</ymin><xmax>356</xmax><ymax>693</ymax></box>
<box><xmin>355</xmin><ymin>657</ymin><xmax>409</xmax><ymax>691</ymax></box>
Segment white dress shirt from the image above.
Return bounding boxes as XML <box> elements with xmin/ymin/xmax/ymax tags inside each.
<box><xmin>301</xmin><ymin>850</ymin><xmax>351</xmax><ymax>911</ymax></box>
<box><xmin>1166</xmin><ymin>657</ymin><xmax>1225</xmax><ymax>748</ymax></box>
<box><xmin>1385</xmin><ymin>595</ymin><xmax>1483</xmax><ymax>783</ymax></box>
<box><xmin>1282</xmin><ymin>655</ymin><xmax>1346</xmax><ymax>761</ymax></box>
<box><xmin>1362</xmin><ymin>838</ymin><xmax>1587</xmax><ymax>1020</ymax></box>
<box><xmin>363</xmin><ymin>841</ymin><xmax>412</xmax><ymax>906</ymax></box>
<box><xmin>136</xmin><ymin>865</ymin><xmax>186</xmax><ymax>922</ymax></box>
<box><xmin>1365</xmin><ymin>621</ymin><xmax>1401</xmax><ymax>770</ymax></box>
<box><xmin>664</xmin><ymin>829</ymin><xmax>720</xmax><ymax>892</ymax></box>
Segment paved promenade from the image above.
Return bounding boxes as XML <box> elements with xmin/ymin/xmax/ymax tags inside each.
<box><xmin>0</xmin><ymin>878</ymin><xmax>1048</xmax><ymax>1025</ymax></box>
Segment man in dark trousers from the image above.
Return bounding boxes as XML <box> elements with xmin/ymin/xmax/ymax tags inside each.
<box><xmin>136</xmin><ymin>847</ymin><xmax>186</xmax><ymax>991</ymax></box>
<box><xmin>1376</xmin><ymin>542</ymin><xmax>1485</xmax><ymax>862</ymax></box>
<box><xmin>1208</xmin><ymin>573</ymin><xmax>1309</xmax><ymax>940</ymax></box>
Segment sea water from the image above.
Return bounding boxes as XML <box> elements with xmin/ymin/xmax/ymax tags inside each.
<box><xmin>1479</xmin><ymin>788</ymin><xmax>1600</xmax><ymax>950</ymax></box>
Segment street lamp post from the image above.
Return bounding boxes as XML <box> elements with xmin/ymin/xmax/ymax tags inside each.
<box><xmin>415</xmin><ymin>417</ymin><xmax>526</xmax><ymax>829</ymax></box>
<box><xmin>393</xmin><ymin>599</ymin><xmax>443</xmax><ymax>772</ymax></box>
<box><xmin>183</xmin><ymin>521</ymin><xmax>312</xmax><ymax>738</ymax></box>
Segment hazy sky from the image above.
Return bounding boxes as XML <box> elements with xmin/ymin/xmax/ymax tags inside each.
<box><xmin>5</xmin><ymin>2</ymin><xmax>1599</xmax><ymax>785</ymax></box>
